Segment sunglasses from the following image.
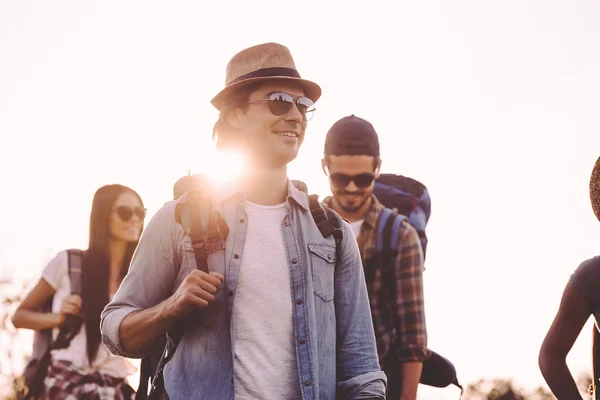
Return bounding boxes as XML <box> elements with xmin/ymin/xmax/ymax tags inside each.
<box><xmin>247</xmin><ymin>92</ymin><xmax>315</xmax><ymax>121</ymax></box>
<box><xmin>114</xmin><ymin>206</ymin><xmax>147</xmax><ymax>221</ymax></box>
<box><xmin>329</xmin><ymin>173</ymin><xmax>376</xmax><ymax>189</ymax></box>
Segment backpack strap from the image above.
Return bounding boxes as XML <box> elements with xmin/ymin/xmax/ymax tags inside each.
<box><xmin>308</xmin><ymin>194</ymin><xmax>343</xmax><ymax>263</ymax></box>
<box><xmin>592</xmin><ymin>322</ymin><xmax>600</xmax><ymax>399</ymax></box>
<box><xmin>375</xmin><ymin>208</ymin><xmax>393</xmax><ymax>253</ymax></box>
<box><xmin>148</xmin><ymin>188</ymin><xmax>227</xmax><ymax>400</ymax></box>
<box><xmin>52</xmin><ymin>250</ymin><xmax>85</xmax><ymax>350</ymax></box>
<box><xmin>67</xmin><ymin>250</ymin><xmax>84</xmax><ymax>295</ymax></box>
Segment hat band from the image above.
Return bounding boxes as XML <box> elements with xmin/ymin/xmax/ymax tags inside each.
<box><xmin>229</xmin><ymin>67</ymin><xmax>301</xmax><ymax>85</ymax></box>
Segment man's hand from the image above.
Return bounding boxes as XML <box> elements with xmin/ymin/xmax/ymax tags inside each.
<box><xmin>167</xmin><ymin>271</ymin><xmax>224</xmax><ymax>318</ymax></box>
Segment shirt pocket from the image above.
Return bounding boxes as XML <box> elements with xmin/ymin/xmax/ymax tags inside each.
<box><xmin>308</xmin><ymin>243</ymin><xmax>337</xmax><ymax>302</ymax></box>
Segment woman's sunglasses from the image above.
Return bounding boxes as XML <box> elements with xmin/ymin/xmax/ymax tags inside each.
<box><xmin>114</xmin><ymin>206</ymin><xmax>147</xmax><ymax>221</ymax></box>
<box><xmin>329</xmin><ymin>173</ymin><xmax>376</xmax><ymax>189</ymax></box>
<box><xmin>248</xmin><ymin>92</ymin><xmax>315</xmax><ymax>121</ymax></box>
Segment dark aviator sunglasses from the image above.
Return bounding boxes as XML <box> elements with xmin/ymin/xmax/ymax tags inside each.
<box><xmin>114</xmin><ymin>206</ymin><xmax>147</xmax><ymax>221</ymax></box>
<box><xmin>329</xmin><ymin>173</ymin><xmax>376</xmax><ymax>189</ymax></box>
<box><xmin>247</xmin><ymin>92</ymin><xmax>315</xmax><ymax>121</ymax></box>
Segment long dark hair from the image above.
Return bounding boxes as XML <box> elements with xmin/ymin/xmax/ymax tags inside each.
<box><xmin>82</xmin><ymin>184</ymin><xmax>144</xmax><ymax>363</ymax></box>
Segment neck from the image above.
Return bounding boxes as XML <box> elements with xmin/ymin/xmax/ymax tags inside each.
<box><xmin>330</xmin><ymin>196</ymin><xmax>372</xmax><ymax>223</ymax></box>
<box><xmin>108</xmin><ymin>238</ymin><xmax>127</xmax><ymax>280</ymax></box>
<box><xmin>240</xmin><ymin>164</ymin><xmax>289</xmax><ymax>206</ymax></box>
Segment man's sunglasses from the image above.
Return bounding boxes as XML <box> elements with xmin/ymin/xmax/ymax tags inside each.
<box><xmin>247</xmin><ymin>92</ymin><xmax>315</xmax><ymax>121</ymax></box>
<box><xmin>329</xmin><ymin>173</ymin><xmax>376</xmax><ymax>189</ymax></box>
<box><xmin>114</xmin><ymin>206</ymin><xmax>147</xmax><ymax>221</ymax></box>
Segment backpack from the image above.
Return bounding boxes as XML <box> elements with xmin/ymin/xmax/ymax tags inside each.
<box><xmin>16</xmin><ymin>249</ymin><xmax>84</xmax><ymax>400</ymax></box>
<box><xmin>137</xmin><ymin>179</ymin><xmax>343</xmax><ymax>400</ymax></box>
<box><xmin>373</xmin><ymin>174</ymin><xmax>431</xmax><ymax>259</ymax></box>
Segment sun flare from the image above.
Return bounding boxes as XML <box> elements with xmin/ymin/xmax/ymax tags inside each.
<box><xmin>202</xmin><ymin>150</ymin><xmax>245</xmax><ymax>186</ymax></box>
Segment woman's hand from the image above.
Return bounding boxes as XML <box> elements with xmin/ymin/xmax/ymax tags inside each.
<box><xmin>58</xmin><ymin>294</ymin><xmax>82</xmax><ymax>323</ymax></box>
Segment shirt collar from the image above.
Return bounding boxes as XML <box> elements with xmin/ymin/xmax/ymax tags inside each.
<box><xmin>209</xmin><ymin>179</ymin><xmax>310</xmax><ymax>210</ymax></box>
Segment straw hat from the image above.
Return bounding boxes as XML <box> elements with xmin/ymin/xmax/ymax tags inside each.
<box><xmin>211</xmin><ymin>42</ymin><xmax>321</xmax><ymax>110</ymax></box>
<box><xmin>591</xmin><ymin>156</ymin><xmax>600</xmax><ymax>222</ymax></box>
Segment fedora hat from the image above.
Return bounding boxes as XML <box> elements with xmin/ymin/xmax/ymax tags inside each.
<box><xmin>211</xmin><ymin>42</ymin><xmax>321</xmax><ymax>110</ymax></box>
<box><xmin>591</xmin><ymin>156</ymin><xmax>600</xmax><ymax>222</ymax></box>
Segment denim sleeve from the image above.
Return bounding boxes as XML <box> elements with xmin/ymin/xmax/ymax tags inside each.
<box><xmin>335</xmin><ymin>220</ymin><xmax>387</xmax><ymax>399</ymax></box>
<box><xmin>101</xmin><ymin>200</ymin><xmax>182</xmax><ymax>358</ymax></box>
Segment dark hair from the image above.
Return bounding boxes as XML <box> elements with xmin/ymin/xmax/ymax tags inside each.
<box><xmin>212</xmin><ymin>82</ymin><xmax>262</xmax><ymax>151</ymax></box>
<box><xmin>324</xmin><ymin>155</ymin><xmax>382</xmax><ymax>171</ymax></box>
<box><xmin>83</xmin><ymin>184</ymin><xmax>144</xmax><ymax>363</ymax></box>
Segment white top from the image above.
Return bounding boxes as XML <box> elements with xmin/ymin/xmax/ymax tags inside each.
<box><xmin>349</xmin><ymin>219</ymin><xmax>365</xmax><ymax>239</ymax></box>
<box><xmin>42</xmin><ymin>250</ymin><xmax>136</xmax><ymax>378</ymax></box>
<box><xmin>233</xmin><ymin>201</ymin><xmax>302</xmax><ymax>400</ymax></box>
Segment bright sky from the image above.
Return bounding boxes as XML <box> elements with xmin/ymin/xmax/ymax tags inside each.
<box><xmin>1</xmin><ymin>1</ymin><xmax>600</xmax><ymax>398</ymax></box>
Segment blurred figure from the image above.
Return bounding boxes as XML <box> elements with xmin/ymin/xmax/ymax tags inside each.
<box><xmin>539</xmin><ymin>156</ymin><xmax>600</xmax><ymax>400</ymax></box>
<box><xmin>12</xmin><ymin>184</ymin><xmax>145</xmax><ymax>400</ymax></box>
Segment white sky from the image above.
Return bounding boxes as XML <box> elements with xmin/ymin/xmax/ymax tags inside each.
<box><xmin>1</xmin><ymin>1</ymin><xmax>600</xmax><ymax>398</ymax></box>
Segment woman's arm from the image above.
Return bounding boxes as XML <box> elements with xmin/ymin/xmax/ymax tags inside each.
<box><xmin>539</xmin><ymin>282</ymin><xmax>590</xmax><ymax>400</ymax></box>
<box><xmin>11</xmin><ymin>278</ymin><xmax>64</xmax><ymax>330</ymax></box>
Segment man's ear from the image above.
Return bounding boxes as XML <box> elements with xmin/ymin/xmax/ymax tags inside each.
<box><xmin>226</xmin><ymin>108</ymin><xmax>244</xmax><ymax>130</ymax></box>
<box><xmin>375</xmin><ymin>158</ymin><xmax>382</xmax><ymax>179</ymax></box>
<box><xmin>321</xmin><ymin>158</ymin><xmax>328</xmax><ymax>175</ymax></box>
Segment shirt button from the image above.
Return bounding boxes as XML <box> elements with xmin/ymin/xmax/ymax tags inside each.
<box><xmin>304</xmin><ymin>381</ymin><xmax>311</xmax><ymax>386</ymax></box>
<box><xmin>327</xmin><ymin>255</ymin><xmax>332</xmax><ymax>259</ymax></box>
<box><xmin>284</xmin><ymin>221</ymin><xmax>290</xmax><ymax>227</ymax></box>
<box><xmin>234</xmin><ymin>254</ymin><xmax>239</xmax><ymax>259</ymax></box>
<box><xmin>240</xmin><ymin>218</ymin><xmax>245</xmax><ymax>223</ymax></box>
<box><xmin>292</xmin><ymin>258</ymin><xmax>297</xmax><ymax>264</ymax></box>
<box><xmin>299</xmin><ymin>339</ymin><xmax>305</xmax><ymax>344</ymax></box>
<box><xmin>297</xmin><ymin>299</ymin><xmax>303</xmax><ymax>305</ymax></box>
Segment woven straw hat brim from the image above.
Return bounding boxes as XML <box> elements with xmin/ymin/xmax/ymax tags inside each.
<box><xmin>211</xmin><ymin>76</ymin><xmax>321</xmax><ymax>110</ymax></box>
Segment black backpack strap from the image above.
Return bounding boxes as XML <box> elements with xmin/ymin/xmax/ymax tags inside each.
<box><xmin>136</xmin><ymin>356</ymin><xmax>152</xmax><ymax>400</ymax></box>
<box><xmin>592</xmin><ymin>322</ymin><xmax>600</xmax><ymax>399</ymax></box>
<box><xmin>308</xmin><ymin>194</ymin><xmax>343</xmax><ymax>263</ymax></box>
<box><xmin>52</xmin><ymin>250</ymin><xmax>85</xmax><ymax>350</ymax></box>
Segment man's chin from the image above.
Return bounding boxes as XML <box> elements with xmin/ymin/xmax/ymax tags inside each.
<box><xmin>339</xmin><ymin>202</ymin><xmax>361</xmax><ymax>213</ymax></box>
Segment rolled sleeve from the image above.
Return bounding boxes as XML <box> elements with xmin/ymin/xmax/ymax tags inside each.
<box><xmin>335</xmin><ymin>220</ymin><xmax>387</xmax><ymax>398</ymax></box>
<box><xmin>393</xmin><ymin>221</ymin><xmax>429</xmax><ymax>363</ymax></box>
<box><xmin>336</xmin><ymin>371</ymin><xmax>387</xmax><ymax>400</ymax></box>
<box><xmin>101</xmin><ymin>306</ymin><xmax>140</xmax><ymax>357</ymax></box>
<box><xmin>101</xmin><ymin>200</ymin><xmax>182</xmax><ymax>358</ymax></box>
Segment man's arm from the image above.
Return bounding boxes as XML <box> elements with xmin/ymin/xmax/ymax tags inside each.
<box><xmin>100</xmin><ymin>201</ymin><xmax>223</xmax><ymax>357</ymax></box>
<box><xmin>393</xmin><ymin>222</ymin><xmax>429</xmax><ymax>400</ymax></box>
<box><xmin>334</xmin><ymin>221</ymin><xmax>387</xmax><ymax>400</ymax></box>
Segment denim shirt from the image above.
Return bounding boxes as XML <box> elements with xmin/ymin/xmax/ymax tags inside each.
<box><xmin>101</xmin><ymin>182</ymin><xmax>386</xmax><ymax>400</ymax></box>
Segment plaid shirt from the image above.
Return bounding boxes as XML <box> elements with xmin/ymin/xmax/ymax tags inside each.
<box><xmin>325</xmin><ymin>195</ymin><xmax>429</xmax><ymax>365</ymax></box>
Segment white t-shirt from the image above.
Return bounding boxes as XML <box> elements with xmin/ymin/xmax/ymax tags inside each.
<box><xmin>233</xmin><ymin>201</ymin><xmax>302</xmax><ymax>400</ymax></box>
<box><xmin>349</xmin><ymin>219</ymin><xmax>365</xmax><ymax>239</ymax></box>
<box><xmin>42</xmin><ymin>250</ymin><xmax>136</xmax><ymax>378</ymax></box>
